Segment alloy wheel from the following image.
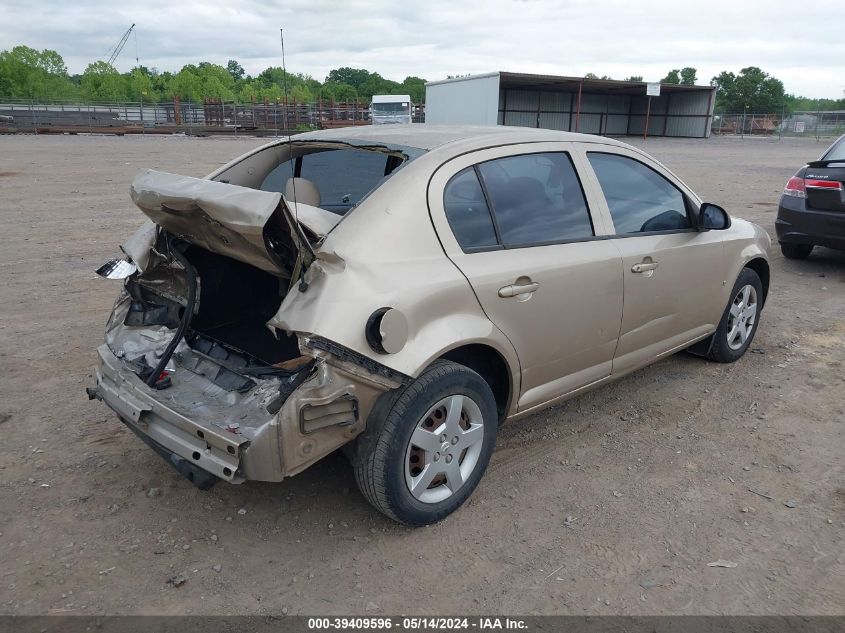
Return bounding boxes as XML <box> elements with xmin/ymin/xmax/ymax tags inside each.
<box><xmin>404</xmin><ymin>394</ymin><xmax>485</xmax><ymax>504</ymax></box>
<box><xmin>726</xmin><ymin>284</ymin><xmax>758</xmax><ymax>350</ymax></box>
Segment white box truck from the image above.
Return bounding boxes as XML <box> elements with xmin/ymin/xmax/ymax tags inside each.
<box><xmin>370</xmin><ymin>95</ymin><xmax>412</xmax><ymax>124</ymax></box>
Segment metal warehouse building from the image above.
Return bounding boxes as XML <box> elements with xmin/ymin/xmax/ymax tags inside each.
<box><xmin>425</xmin><ymin>72</ymin><xmax>716</xmax><ymax>138</ymax></box>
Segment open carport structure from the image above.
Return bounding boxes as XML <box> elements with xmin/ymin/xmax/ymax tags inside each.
<box><xmin>425</xmin><ymin>72</ymin><xmax>716</xmax><ymax>138</ymax></box>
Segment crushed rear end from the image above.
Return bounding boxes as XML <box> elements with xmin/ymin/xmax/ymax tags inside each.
<box><xmin>88</xmin><ymin>169</ymin><xmax>402</xmax><ymax>487</ymax></box>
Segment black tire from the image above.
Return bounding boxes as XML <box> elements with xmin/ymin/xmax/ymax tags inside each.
<box><xmin>780</xmin><ymin>242</ymin><xmax>813</xmax><ymax>260</ymax></box>
<box><xmin>353</xmin><ymin>360</ymin><xmax>498</xmax><ymax>525</ymax></box>
<box><xmin>705</xmin><ymin>268</ymin><xmax>763</xmax><ymax>363</ymax></box>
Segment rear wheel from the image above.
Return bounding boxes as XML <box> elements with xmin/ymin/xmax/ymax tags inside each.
<box><xmin>705</xmin><ymin>268</ymin><xmax>763</xmax><ymax>363</ymax></box>
<box><xmin>353</xmin><ymin>360</ymin><xmax>497</xmax><ymax>525</ymax></box>
<box><xmin>780</xmin><ymin>242</ymin><xmax>813</xmax><ymax>260</ymax></box>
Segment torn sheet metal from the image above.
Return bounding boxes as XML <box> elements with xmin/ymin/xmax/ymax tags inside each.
<box><xmin>130</xmin><ymin>169</ymin><xmax>313</xmax><ymax>276</ymax></box>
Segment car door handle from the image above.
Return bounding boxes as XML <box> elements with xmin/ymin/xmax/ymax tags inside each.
<box><xmin>631</xmin><ymin>261</ymin><xmax>659</xmax><ymax>273</ymax></box>
<box><xmin>498</xmin><ymin>281</ymin><xmax>540</xmax><ymax>297</ymax></box>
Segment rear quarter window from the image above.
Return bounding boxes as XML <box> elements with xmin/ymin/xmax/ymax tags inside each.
<box><xmin>443</xmin><ymin>167</ymin><xmax>499</xmax><ymax>250</ymax></box>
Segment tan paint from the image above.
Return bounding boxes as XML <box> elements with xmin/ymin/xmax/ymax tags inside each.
<box><xmin>95</xmin><ymin>126</ymin><xmax>771</xmax><ymax>485</ymax></box>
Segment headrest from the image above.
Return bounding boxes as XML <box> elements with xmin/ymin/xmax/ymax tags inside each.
<box><xmin>284</xmin><ymin>177</ymin><xmax>321</xmax><ymax>207</ymax></box>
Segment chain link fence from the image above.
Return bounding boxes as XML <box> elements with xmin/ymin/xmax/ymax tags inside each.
<box><xmin>712</xmin><ymin>110</ymin><xmax>845</xmax><ymax>140</ymax></box>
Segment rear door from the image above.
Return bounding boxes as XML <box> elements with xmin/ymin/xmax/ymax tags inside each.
<box><xmin>428</xmin><ymin>142</ymin><xmax>623</xmax><ymax>412</ymax></box>
<box><xmin>580</xmin><ymin>148</ymin><xmax>728</xmax><ymax>374</ymax></box>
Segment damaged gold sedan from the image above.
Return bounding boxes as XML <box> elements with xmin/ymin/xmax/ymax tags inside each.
<box><xmin>89</xmin><ymin>125</ymin><xmax>770</xmax><ymax>525</ymax></box>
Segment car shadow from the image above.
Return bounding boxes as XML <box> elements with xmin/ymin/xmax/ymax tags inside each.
<box><xmin>777</xmin><ymin>246</ymin><xmax>845</xmax><ymax>274</ymax></box>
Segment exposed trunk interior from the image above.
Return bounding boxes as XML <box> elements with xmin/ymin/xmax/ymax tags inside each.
<box><xmin>181</xmin><ymin>245</ymin><xmax>300</xmax><ymax>366</ymax></box>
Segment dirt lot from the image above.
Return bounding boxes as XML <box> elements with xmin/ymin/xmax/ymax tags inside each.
<box><xmin>1</xmin><ymin>133</ymin><xmax>843</xmax><ymax>616</ymax></box>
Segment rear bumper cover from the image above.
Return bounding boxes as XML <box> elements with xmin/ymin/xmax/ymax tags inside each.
<box><xmin>776</xmin><ymin>197</ymin><xmax>845</xmax><ymax>250</ymax></box>
<box><xmin>89</xmin><ymin>339</ymin><xmax>397</xmax><ymax>484</ymax></box>
<box><xmin>88</xmin><ymin>344</ymin><xmax>248</xmax><ymax>483</ymax></box>
<box><xmin>120</xmin><ymin>417</ymin><xmax>220</xmax><ymax>490</ymax></box>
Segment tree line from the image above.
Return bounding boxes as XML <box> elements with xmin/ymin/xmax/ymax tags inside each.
<box><xmin>0</xmin><ymin>46</ymin><xmax>426</xmax><ymax>104</ymax></box>
<box><xmin>1</xmin><ymin>45</ymin><xmax>843</xmax><ymax>114</ymax></box>
<box><xmin>577</xmin><ymin>66</ymin><xmax>842</xmax><ymax>113</ymax></box>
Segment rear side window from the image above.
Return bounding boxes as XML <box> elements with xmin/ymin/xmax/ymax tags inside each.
<box><xmin>587</xmin><ymin>152</ymin><xmax>690</xmax><ymax>234</ymax></box>
<box><xmin>443</xmin><ymin>167</ymin><xmax>499</xmax><ymax>250</ymax></box>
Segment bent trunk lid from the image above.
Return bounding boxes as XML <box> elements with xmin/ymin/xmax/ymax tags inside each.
<box><xmin>130</xmin><ymin>169</ymin><xmax>314</xmax><ymax>277</ymax></box>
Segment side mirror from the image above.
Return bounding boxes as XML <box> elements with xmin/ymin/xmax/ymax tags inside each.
<box><xmin>698</xmin><ymin>203</ymin><xmax>731</xmax><ymax>231</ymax></box>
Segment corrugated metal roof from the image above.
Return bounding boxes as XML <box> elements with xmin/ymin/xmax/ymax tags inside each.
<box><xmin>426</xmin><ymin>71</ymin><xmax>714</xmax><ymax>96</ymax></box>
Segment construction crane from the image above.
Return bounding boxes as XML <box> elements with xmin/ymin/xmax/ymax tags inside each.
<box><xmin>105</xmin><ymin>24</ymin><xmax>136</xmax><ymax>66</ymax></box>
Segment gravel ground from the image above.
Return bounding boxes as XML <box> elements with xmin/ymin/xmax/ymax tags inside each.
<box><xmin>0</xmin><ymin>133</ymin><xmax>842</xmax><ymax>616</ymax></box>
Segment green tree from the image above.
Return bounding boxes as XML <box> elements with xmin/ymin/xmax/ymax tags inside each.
<box><xmin>196</xmin><ymin>62</ymin><xmax>236</xmax><ymax>100</ymax></box>
<box><xmin>126</xmin><ymin>67</ymin><xmax>158</xmax><ymax>102</ymax></box>
<box><xmin>711</xmin><ymin>66</ymin><xmax>785</xmax><ymax>113</ymax></box>
<box><xmin>321</xmin><ymin>81</ymin><xmax>357</xmax><ymax>101</ymax></box>
<box><xmin>226</xmin><ymin>59</ymin><xmax>245</xmax><ymax>81</ymax></box>
<box><xmin>256</xmin><ymin>67</ymin><xmax>308</xmax><ymax>93</ymax></box>
<box><xmin>584</xmin><ymin>72</ymin><xmax>599</xmax><ymax>79</ymax></box>
<box><xmin>784</xmin><ymin>94</ymin><xmax>845</xmax><ymax>112</ymax></box>
<box><xmin>358</xmin><ymin>72</ymin><xmax>400</xmax><ymax>100</ymax></box>
<box><xmin>168</xmin><ymin>66</ymin><xmax>203</xmax><ymax>102</ymax></box>
<box><xmin>661</xmin><ymin>69</ymin><xmax>681</xmax><ymax>84</ymax></box>
<box><xmin>679</xmin><ymin>67</ymin><xmax>697</xmax><ymax>85</ymax></box>
<box><xmin>0</xmin><ymin>45</ymin><xmax>78</xmax><ymax>99</ymax></box>
<box><xmin>625</xmin><ymin>75</ymin><xmax>644</xmax><ymax>82</ymax></box>
<box><xmin>80</xmin><ymin>61</ymin><xmax>127</xmax><ymax>101</ymax></box>
<box><xmin>326</xmin><ymin>67</ymin><xmax>372</xmax><ymax>89</ymax></box>
<box><xmin>238</xmin><ymin>80</ymin><xmax>259</xmax><ymax>102</ymax></box>
<box><xmin>399</xmin><ymin>76</ymin><xmax>426</xmax><ymax>102</ymax></box>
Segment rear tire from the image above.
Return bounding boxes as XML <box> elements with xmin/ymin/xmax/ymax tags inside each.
<box><xmin>705</xmin><ymin>268</ymin><xmax>763</xmax><ymax>363</ymax></box>
<box><xmin>780</xmin><ymin>242</ymin><xmax>813</xmax><ymax>259</ymax></box>
<box><xmin>353</xmin><ymin>360</ymin><xmax>497</xmax><ymax>526</ymax></box>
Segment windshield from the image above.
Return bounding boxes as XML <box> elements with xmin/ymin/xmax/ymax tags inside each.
<box><xmin>372</xmin><ymin>102</ymin><xmax>410</xmax><ymax>114</ymax></box>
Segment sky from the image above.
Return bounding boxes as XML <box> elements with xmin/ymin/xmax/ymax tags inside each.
<box><xmin>1</xmin><ymin>0</ymin><xmax>842</xmax><ymax>98</ymax></box>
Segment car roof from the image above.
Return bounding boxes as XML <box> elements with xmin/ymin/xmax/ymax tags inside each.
<box><xmin>291</xmin><ymin>124</ymin><xmax>631</xmax><ymax>153</ymax></box>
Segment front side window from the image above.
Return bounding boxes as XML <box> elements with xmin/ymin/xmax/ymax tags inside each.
<box><xmin>477</xmin><ymin>152</ymin><xmax>593</xmax><ymax>247</ymax></box>
<box><xmin>587</xmin><ymin>152</ymin><xmax>690</xmax><ymax>234</ymax></box>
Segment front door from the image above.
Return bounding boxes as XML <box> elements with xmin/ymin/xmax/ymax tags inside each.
<box><xmin>583</xmin><ymin>150</ymin><xmax>728</xmax><ymax>374</ymax></box>
<box><xmin>428</xmin><ymin>144</ymin><xmax>623</xmax><ymax>412</ymax></box>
